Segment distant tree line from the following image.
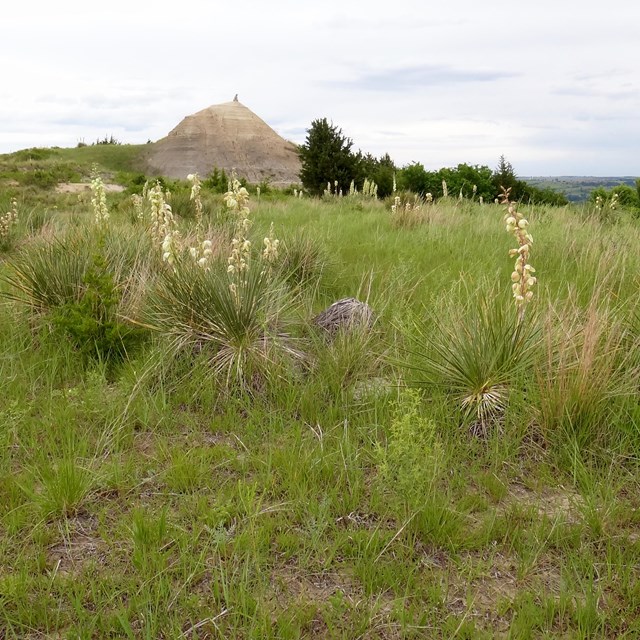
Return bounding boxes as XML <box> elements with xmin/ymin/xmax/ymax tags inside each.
<box><xmin>298</xmin><ymin>118</ymin><xmax>569</xmax><ymax>205</ymax></box>
<box><xmin>77</xmin><ymin>135</ymin><xmax>123</xmax><ymax>148</ymax></box>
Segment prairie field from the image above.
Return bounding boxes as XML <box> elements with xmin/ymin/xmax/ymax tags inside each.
<box><xmin>1</xmin><ymin>151</ymin><xmax>640</xmax><ymax>639</ymax></box>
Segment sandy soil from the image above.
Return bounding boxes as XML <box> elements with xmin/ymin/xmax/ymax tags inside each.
<box><xmin>55</xmin><ymin>182</ymin><xmax>125</xmax><ymax>194</ymax></box>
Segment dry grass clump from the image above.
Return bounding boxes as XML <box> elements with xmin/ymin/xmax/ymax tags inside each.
<box><xmin>535</xmin><ymin>293</ymin><xmax>640</xmax><ymax>450</ymax></box>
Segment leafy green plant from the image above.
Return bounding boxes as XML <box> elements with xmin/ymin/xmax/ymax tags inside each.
<box><xmin>376</xmin><ymin>389</ymin><xmax>445</xmax><ymax>513</ymax></box>
<box><xmin>51</xmin><ymin>253</ymin><xmax>145</xmax><ymax>364</ymax></box>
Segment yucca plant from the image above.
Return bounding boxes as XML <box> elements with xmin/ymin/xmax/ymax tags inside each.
<box><xmin>280</xmin><ymin>231</ymin><xmax>327</xmax><ymax>290</ymax></box>
<box><xmin>0</xmin><ymin>228</ymin><xmax>152</xmax><ymax>312</ymax></box>
<box><xmin>0</xmin><ymin>235</ymin><xmax>91</xmax><ymax>311</ymax></box>
<box><xmin>401</xmin><ymin>286</ymin><xmax>539</xmax><ymax>434</ymax></box>
<box><xmin>143</xmin><ymin>259</ymin><xmax>301</xmax><ymax>391</ymax></box>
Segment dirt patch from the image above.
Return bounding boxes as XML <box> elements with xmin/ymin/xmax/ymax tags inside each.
<box><xmin>270</xmin><ymin>563</ymin><xmax>361</xmax><ymax>606</ymax></box>
<box><xmin>503</xmin><ymin>483</ymin><xmax>584</xmax><ymax>523</ymax></box>
<box><xmin>267</xmin><ymin>563</ymin><xmax>401</xmax><ymax>639</ymax></box>
<box><xmin>46</xmin><ymin>514</ymin><xmax>105</xmax><ymax>576</ymax></box>
<box><xmin>447</xmin><ymin>550</ymin><xmax>562</xmax><ymax>635</ymax></box>
<box><xmin>56</xmin><ymin>182</ymin><xmax>124</xmax><ymax>194</ymax></box>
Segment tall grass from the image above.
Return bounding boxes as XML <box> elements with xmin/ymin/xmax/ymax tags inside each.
<box><xmin>535</xmin><ymin>291</ymin><xmax>640</xmax><ymax>455</ymax></box>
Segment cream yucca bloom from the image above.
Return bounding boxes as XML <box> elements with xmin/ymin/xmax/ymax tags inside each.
<box><xmin>362</xmin><ymin>178</ymin><xmax>378</xmax><ymax>199</ymax></box>
<box><xmin>187</xmin><ymin>172</ymin><xmax>204</xmax><ymax>232</ymax></box>
<box><xmin>0</xmin><ymin>197</ymin><xmax>18</xmax><ymax>240</ymax></box>
<box><xmin>148</xmin><ymin>182</ymin><xmax>168</xmax><ymax>240</ymax></box>
<box><xmin>262</xmin><ymin>222</ymin><xmax>280</xmax><ymax>265</ymax></box>
<box><xmin>500</xmin><ymin>187</ymin><xmax>536</xmax><ymax>320</ymax></box>
<box><xmin>148</xmin><ymin>181</ymin><xmax>180</xmax><ymax>264</ymax></box>
<box><xmin>224</xmin><ymin>175</ymin><xmax>253</xmax><ymax>299</ymax></box>
<box><xmin>91</xmin><ymin>171</ymin><xmax>109</xmax><ymax>227</ymax></box>
<box><xmin>189</xmin><ymin>238</ymin><xmax>215</xmax><ymax>270</ymax></box>
<box><xmin>131</xmin><ymin>193</ymin><xmax>145</xmax><ymax>221</ymax></box>
<box><xmin>161</xmin><ymin>230</ymin><xmax>180</xmax><ymax>268</ymax></box>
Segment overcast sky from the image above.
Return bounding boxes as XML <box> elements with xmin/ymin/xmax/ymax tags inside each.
<box><xmin>2</xmin><ymin>0</ymin><xmax>639</xmax><ymax>176</ymax></box>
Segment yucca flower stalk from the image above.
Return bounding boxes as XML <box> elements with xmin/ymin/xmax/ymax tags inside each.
<box><xmin>501</xmin><ymin>187</ymin><xmax>536</xmax><ymax>322</ymax></box>
<box><xmin>0</xmin><ymin>197</ymin><xmax>18</xmax><ymax>241</ymax></box>
<box><xmin>362</xmin><ymin>178</ymin><xmax>378</xmax><ymax>199</ymax></box>
<box><xmin>147</xmin><ymin>181</ymin><xmax>180</xmax><ymax>268</ymax></box>
<box><xmin>161</xmin><ymin>230</ymin><xmax>180</xmax><ymax>268</ymax></box>
<box><xmin>224</xmin><ymin>177</ymin><xmax>253</xmax><ymax>302</ymax></box>
<box><xmin>187</xmin><ymin>173</ymin><xmax>204</xmax><ymax>234</ymax></box>
<box><xmin>131</xmin><ymin>194</ymin><xmax>145</xmax><ymax>222</ymax></box>
<box><xmin>91</xmin><ymin>170</ymin><xmax>109</xmax><ymax>227</ymax></box>
<box><xmin>262</xmin><ymin>222</ymin><xmax>280</xmax><ymax>278</ymax></box>
<box><xmin>189</xmin><ymin>239</ymin><xmax>214</xmax><ymax>270</ymax></box>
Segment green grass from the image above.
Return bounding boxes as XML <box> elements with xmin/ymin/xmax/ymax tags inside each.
<box><xmin>0</xmin><ymin>144</ymin><xmax>148</xmax><ymax>183</ymax></box>
<box><xmin>1</xmin><ymin>175</ymin><xmax>640</xmax><ymax>638</ymax></box>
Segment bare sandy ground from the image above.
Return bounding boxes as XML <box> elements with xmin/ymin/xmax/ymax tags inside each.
<box><xmin>56</xmin><ymin>183</ymin><xmax>125</xmax><ymax>194</ymax></box>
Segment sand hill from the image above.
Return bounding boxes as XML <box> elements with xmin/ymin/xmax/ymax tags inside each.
<box><xmin>146</xmin><ymin>97</ymin><xmax>301</xmax><ymax>186</ymax></box>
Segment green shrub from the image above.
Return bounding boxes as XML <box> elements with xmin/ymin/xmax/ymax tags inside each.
<box><xmin>51</xmin><ymin>253</ymin><xmax>145</xmax><ymax>364</ymax></box>
<box><xmin>10</xmin><ymin>147</ymin><xmax>59</xmax><ymax>162</ymax></box>
<box><xmin>203</xmin><ymin>167</ymin><xmax>230</xmax><ymax>193</ymax></box>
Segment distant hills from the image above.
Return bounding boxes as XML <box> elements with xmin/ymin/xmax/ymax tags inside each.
<box><xmin>522</xmin><ymin>176</ymin><xmax>639</xmax><ymax>202</ymax></box>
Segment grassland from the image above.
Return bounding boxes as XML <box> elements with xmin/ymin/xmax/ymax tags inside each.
<box><xmin>1</xmin><ymin>149</ymin><xmax>640</xmax><ymax>638</ymax></box>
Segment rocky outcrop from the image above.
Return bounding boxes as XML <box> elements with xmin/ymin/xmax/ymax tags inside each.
<box><xmin>146</xmin><ymin>99</ymin><xmax>301</xmax><ymax>186</ymax></box>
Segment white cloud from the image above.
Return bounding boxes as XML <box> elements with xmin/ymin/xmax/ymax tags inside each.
<box><xmin>1</xmin><ymin>0</ymin><xmax>639</xmax><ymax>175</ymax></box>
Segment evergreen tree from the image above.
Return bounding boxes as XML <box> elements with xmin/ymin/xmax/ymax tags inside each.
<box><xmin>298</xmin><ymin>119</ymin><xmax>358</xmax><ymax>196</ymax></box>
<box><xmin>492</xmin><ymin>154</ymin><xmax>518</xmax><ymax>196</ymax></box>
